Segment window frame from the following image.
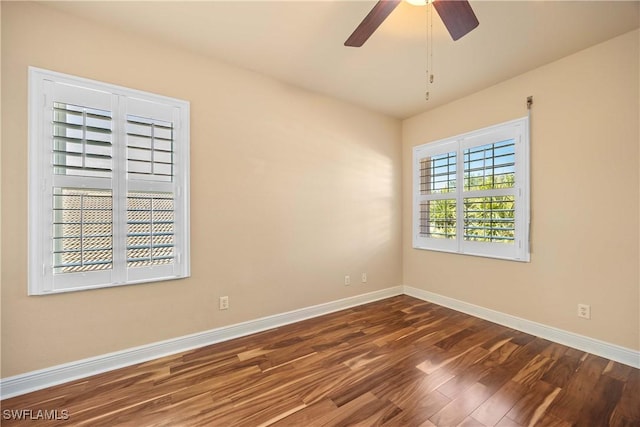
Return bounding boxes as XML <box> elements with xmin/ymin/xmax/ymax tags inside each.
<box><xmin>28</xmin><ymin>67</ymin><xmax>190</xmax><ymax>295</ymax></box>
<box><xmin>412</xmin><ymin>117</ymin><xmax>530</xmax><ymax>262</ymax></box>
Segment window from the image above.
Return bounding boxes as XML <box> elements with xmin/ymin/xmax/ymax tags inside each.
<box><xmin>413</xmin><ymin>117</ymin><xmax>530</xmax><ymax>261</ymax></box>
<box><xmin>28</xmin><ymin>67</ymin><xmax>190</xmax><ymax>294</ymax></box>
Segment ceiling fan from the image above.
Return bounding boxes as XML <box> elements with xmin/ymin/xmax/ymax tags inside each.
<box><xmin>345</xmin><ymin>0</ymin><xmax>479</xmax><ymax>47</ymax></box>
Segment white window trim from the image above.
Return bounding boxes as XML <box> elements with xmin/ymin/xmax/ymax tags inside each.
<box><xmin>412</xmin><ymin>117</ymin><xmax>530</xmax><ymax>262</ymax></box>
<box><xmin>28</xmin><ymin>67</ymin><xmax>191</xmax><ymax>295</ymax></box>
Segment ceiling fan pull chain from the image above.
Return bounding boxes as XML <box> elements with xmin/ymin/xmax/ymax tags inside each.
<box><xmin>425</xmin><ymin>70</ymin><xmax>430</xmax><ymax>100</ymax></box>
<box><xmin>429</xmin><ymin>1</ymin><xmax>434</xmax><ymax>85</ymax></box>
<box><xmin>424</xmin><ymin>1</ymin><xmax>435</xmax><ymax>102</ymax></box>
<box><xmin>424</xmin><ymin>2</ymin><xmax>431</xmax><ymax>101</ymax></box>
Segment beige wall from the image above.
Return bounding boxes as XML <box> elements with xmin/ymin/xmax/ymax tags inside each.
<box><xmin>403</xmin><ymin>30</ymin><xmax>640</xmax><ymax>351</ymax></box>
<box><xmin>1</xmin><ymin>1</ymin><xmax>638</xmax><ymax>381</ymax></box>
<box><xmin>0</xmin><ymin>2</ymin><xmax>402</xmax><ymax>377</ymax></box>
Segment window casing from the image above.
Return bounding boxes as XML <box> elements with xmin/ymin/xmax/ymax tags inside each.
<box><xmin>413</xmin><ymin>117</ymin><xmax>530</xmax><ymax>261</ymax></box>
<box><xmin>29</xmin><ymin>67</ymin><xmax>190</xmax><ymax>294</ymax></box>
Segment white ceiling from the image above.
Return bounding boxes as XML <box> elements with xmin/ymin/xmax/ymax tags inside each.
<box><xmin>43</xmin><ymin>0</ymin><xmax>640</xmax><ymax>119</ymax></box>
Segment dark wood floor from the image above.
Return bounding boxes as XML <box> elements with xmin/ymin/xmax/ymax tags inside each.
<box><xmin>2</xmin><ymin>295</ymin><xmax>638</xmax><ymax>426</ymax></box>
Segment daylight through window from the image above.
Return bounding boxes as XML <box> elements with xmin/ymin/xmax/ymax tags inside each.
<box><xmin>413</xmin><ymin>117</ymin><xmax>530</xmax><ymax>261</ymax></box>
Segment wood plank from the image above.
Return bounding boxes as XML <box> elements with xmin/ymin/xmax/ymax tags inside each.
<box><xmin>603</xmin><ymin>360</ymin><xmax>633</xmax><ymax>382</ymax></box>
<box><xmin>381</xmin><ymin>390</ymin><xmax>450</xmax><ymax>426</ymax></box>
<box><xmin>573</xmin><ymin>373</ymin><xmax>624</xmax><ymax>427</ymax></box>
<box><xmin>546</xmin><ymin>353</ymin><xmax>609</xmax><ymax>423</ymax></box>
<box><xmin>610</xmin><ymin>367</ymin><xmax>640</xmax><ymax>425</ymax></box>
<box><xmin>506</xmin><ymin>380</ymin><xmax>560</xmax><ymax>426</ymax></box>
<box><xmin>540</xmin><ymin>353</ymin><xmax>581</xmax><ymax>388</ymax></box>
<box><xmin>269</xmin><ymin>399</ymin><xmax>337</xmax><ymax>426</ymax></box>
<box><xmin>429</xmin><ymin>382</ymin><xmax>492</xmax><ymax>426</ymax></box>
<box><xmin>435</xmin><ymin>348</ymin><xmax>491</xmax><ymax>399</ymax></box>
<box><xmin>471</xmin><ymin>380</ymin><xmax>528</xmax><ymax>426</ymax></box>
<box><xmin>458</xmin><ymin>416</ymin><xmax>488</xmax><ymax>426</ymax></box>
<box><xmin>511</xmin><ymin>354</ymin><xmax>555</xmax><ymax>388</ymax></box>
<box><xmin>495</xmin><ymin>415</ymin><xmax>525</xmax><ymax>426</ymax></box>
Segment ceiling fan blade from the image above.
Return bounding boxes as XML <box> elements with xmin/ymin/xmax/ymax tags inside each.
<box><xmin>432</xmin><ymin>0</ymin><xmax>479</xmax><ymax>41</ymax></box>
<box><xmin>345</xmin><ymin>0</ymin><xmax>402</xmax><ymax>47</ymax></box>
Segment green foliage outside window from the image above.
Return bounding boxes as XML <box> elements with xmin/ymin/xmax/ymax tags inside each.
<box><xmin>425</xmin><ymin>174</ymin><xmax>515</xmax><ymax>243</ymax></box>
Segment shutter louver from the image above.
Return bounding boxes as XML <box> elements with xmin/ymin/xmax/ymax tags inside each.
<box><xmin>463</xmin><ymin>139</ymin><xmax>516</xmax><ymax>243</ymax></box>
<box><xmin>420</xmin><ymin>200</ymin><xmax>456</xmax><ymax>239</ymax></box>
<box><xmin>463</xmin><ymin>196</ymin><xmax>515</xmax><ymax>242</ymax></box>
<box><xmin>420</xmin><ymin>152</ymin><xmax>456</xmax><ymax>195</ymax></box>
<box><xmin>52</xmin><ymin>103</ymin><xmax>112</xmax><ymax>179</ymax></box>
<box><xmin>126</xmin><ymin>115</ymin><xmax>173</xmax><ymax>182</ymax></box>
<box><xmin>53</xmin><ymin>188</ymin><xmax>113</xmax><ymax>273</ymax></box>
<box><xmin>463</xmin><ymin>139</ymin><xmax>515</xmax><ymax>191</ymax></box>
<box><xmin>127</xmin><ymin>192</ymin><xmax>175</xmax><ymax>268</ymax></box>
<box><xmin>418</xmin><ymin>151</ymin><xmax>457</xmax><ymax>239</ymax></box>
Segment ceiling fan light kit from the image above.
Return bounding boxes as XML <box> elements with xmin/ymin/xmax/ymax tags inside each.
<box><xmin>344</xmin><ymin>0</ymin><xmax>479</xmax><ymax>47</ymax></box>
<box><xmin>405</xmin><ymin>0</ymin><xmax>429</xmax><ymax>6</ymax></box>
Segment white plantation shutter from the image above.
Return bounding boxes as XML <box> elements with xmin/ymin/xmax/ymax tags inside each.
<box><xmin>459</xmin><ymin>123</ymin><xmax>527</xmax><ymax>260</ymax></box>
<box><xmin>29</xmin><ymin>68</ymin><xmax>190</xmax><ymax>295</ymax></box>
<box><xmin>42</xmin><ymin>81</ymin><xmax>116</xmax><ymax>292</ymax></box>
<box><xmin>123</xmin><ymin>97</ymin><xmax>186</xmax><ymax>284</ymax></box>
<box><xmin>413</xmin><ymin>117</ymin><xmax>530</xmax><ymax>262</ymax></box>
<box><xmin>414</xmin><ymin>140</ymin><xmax>458</xmax><ymax>253</ymax></box>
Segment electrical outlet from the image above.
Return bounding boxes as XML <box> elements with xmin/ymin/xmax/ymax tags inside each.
<box><xmin>577</xmin><ymin>303</ymin><xmax>590</xmax><ymax>319</ymax></box>
<box><xmin>361</xmin><ymin>272</ymin><xmax>367</xmax><ymax>283</ymax></box>
<box><xmin>219</xmin><ymin>296</ymin><xmax>229</xmax><ymax>310</ymax></box>
<box><xmin>344</xmin><ymin>275</ymin><xmax>351</xmax><ymax>286</ymax></box>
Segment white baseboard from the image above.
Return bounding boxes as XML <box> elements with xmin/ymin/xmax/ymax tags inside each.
<box><xmin>403</xmin><ymin>285</ymin><xmax>640</xmax><ymax>369</ymax></box>
<box><xmin>2</xmin><ymin>285</ymin><xmax>638</xmax><ymax>400</ymax></box>
<box><xmin>0</xmin><ymin>286</ymin><xmax>403</xmax><ymax>400</ymax></box>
